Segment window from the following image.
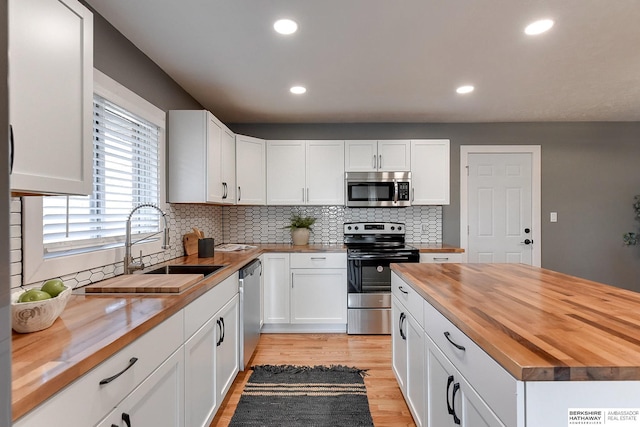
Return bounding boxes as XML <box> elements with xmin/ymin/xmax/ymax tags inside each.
<box><xmin>42</xmin><ymin>94</ymin><xmax>161</xmax><ymax>257</ymax></box>
<box><xmin>23</xmin><ymin>70</ymin><xmax>166</xmax><ymax>283</ymax></box>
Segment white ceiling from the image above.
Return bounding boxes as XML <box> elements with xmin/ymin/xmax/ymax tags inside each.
<box><xmin>85</xmin><ymin>0</ymin><xmax>640</xmax><ymax>124</ymax></box>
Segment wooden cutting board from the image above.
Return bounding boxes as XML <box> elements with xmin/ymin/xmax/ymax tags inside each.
<box><xmin>84</xmin><ymin>274</ymin><xmax>204</xmax><ymax>293</ymax></box>
<box><xmin>183</xmin><ymin>232</ymin><xmax>199</xmax><ymax>255</ymax></box>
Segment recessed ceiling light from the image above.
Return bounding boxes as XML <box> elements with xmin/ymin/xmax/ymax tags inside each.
<box><xmin>290</xmin><ymin>86</ymin><xmax>306</xmax><ymax>94</ymax></box>
<box><xmin>456</xmin><ymin>85</ymin><xmax>474</xmax><ymax>94</ymax></box>
<box><xmin>274</xmin><ymin>19</ymin><xmax>298</xmax><ymax>35</ymax></box>
<box><xmin>524</xmin><ymin>19</ymin><xmax>554</xmax><ymax>35</ymax></box>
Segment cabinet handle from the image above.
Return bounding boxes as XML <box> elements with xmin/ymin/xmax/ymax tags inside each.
<box><xmin>452</xmin><ymin>382</ymin><xmax>461</xmax><ymax>425</ymax></box>
<box><xmin>378</xmin><ymin>154</ymin><xmax>382</xmax><ymax>169</ymax></box>
<box><xmin>220</xmin><ymin>316</ymin><xmax>225</xmax><ymax>344</ymax></box>
<box><xmin>222</xmin><ymin>182</ymin><xmax>228</xmax><ymax>199</ymax></box>
<box><xmin>307</xmin><ymin>187</ymin><xmax>309</xmax><ymax>202</ymax></box>
<box><xmin>444</xmin><ymin>331</ymin><xmax>466</xmax><ymax>351</ymax></box>
<box><xmin>302</xmin><ymin>188</ymin><xmax>305</xmax><ymax>202</ymax></box>
<box><xmin>411</xmin><ymin>187</ymin><xmax>414</xmax><ymax>202</ymax></box>
<box><xmin>398</xmin><ymin>285</ymin><xmax>409</xmax><ymax>294</ymax></box>
<box><xmin>433</xmin><ymin>257</ymin><xmax>450</xmax><ymax>262</ymax></box>
<box><xmin>9</xmin><ymin>125</ymin><xmax>14</xmax><ymax>174</ymax></box>
<box><xmin>372</xmin><ymin>155</ymin><xmax>377</xmax><ymax>169</ymax></box>
<box><xmin>238</xmin><ymin>186</ymin><xmax>241</xmax><ymax>202</ymax></box>
<box><xmin>399</xmin><ymin>312</ymin><xmax>406</xmax><ymax>340</ymax></box>
<box><xmin>216</xmin><ymin>319</ymin><xmax>222</xmax><ymax>347</ymax></box>
<box><xmin>291</xmin><ymin>272</ymin><xmax>294</xmax><ymax>288</ymax></box>
<box><xmin>446</xmin><ymin>375</ymin><xmax>455</xmax><ymax>416</ymax></box>
<box><xmin>122</xmin><ymin>412</ymin><xmax>131</xmax><ymax>427</ymax></box>
<box><xmin>310</xmin><ymin>257</ymin><xmax>326</xmax><ymax>260</ymax></box>
<box><xmin>111</xmin><ymin>425</ymin><xmax>119</xmax><ymax>427</ymax></box>
<box><xmin>99</xmin><ymin>357</ymin><xmax>138</xmax><ymax>385</ymax></box>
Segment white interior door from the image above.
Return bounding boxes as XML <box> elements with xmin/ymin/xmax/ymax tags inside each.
<box><xmin>461</xmin><ymin>146</ymin><xmax>541</xmax><ymax>266</ymax></box>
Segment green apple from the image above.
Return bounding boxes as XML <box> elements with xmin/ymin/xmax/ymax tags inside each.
<box><xmin>41</xmin><ymin>279</ymin><xmax>67</xmax><ymax>297</ymax></box>
<box><xmin>18</xmin><ymin>289</ymin><xmax>52</xmax><ymax>303</ymax></box>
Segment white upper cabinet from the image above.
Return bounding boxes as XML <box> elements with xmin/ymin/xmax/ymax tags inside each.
<box><xmin>168</xmin><ymin>110</ymin><xmax>235</xmax><ymax>204</ymax></box>
<box><xmin>9</xmin><ymin>0</ymin><xmax>93</xmax><ymax>196</ymax></box>
<box><xmin>267</xmin><ymin>140</ymin><xmax>345</xmax><ymax>205</ymax></box>
<box><xmin>410</xmin><ymin>139</ymin><xmax>450</xmax><ymax>205</ymax></box>
<box><xmin>345</xmin><ymin>140</ymin><xmax>411</xmax><ymax>172</ymax></box>
<box><xmin>236</xmin><ymin>134</ymin><xmax>266</xmax><ymax>205</ymax></box>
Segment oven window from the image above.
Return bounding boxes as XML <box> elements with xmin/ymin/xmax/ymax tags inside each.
<box><xmin>348</xmin><ymin>183</ymin><xmax>393</xmax><ymax>201</ymax></box>
<box><xmin>348</xmin><ymin>259</ymin><xmax>392</xmax><ymax>293</ymax></box>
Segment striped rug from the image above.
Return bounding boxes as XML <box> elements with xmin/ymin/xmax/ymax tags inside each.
<box><xmin>229</xmin><ymin>364</ymin><xmax>374</xmax><ymax>426</ymax></box>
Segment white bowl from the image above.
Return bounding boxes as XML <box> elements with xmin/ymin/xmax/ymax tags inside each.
<box><xmin>11</xmin><ymin>286</ymin><xmax>72</xmax><ymax>333</ymax></box>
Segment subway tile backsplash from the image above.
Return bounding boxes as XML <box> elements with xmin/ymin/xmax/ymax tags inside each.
<box><xmin>12</xmin><ymin>200</ymin><xmax>441</xmax><ymax>289</ymax></box>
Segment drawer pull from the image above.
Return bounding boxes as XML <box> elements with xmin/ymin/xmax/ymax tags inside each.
<box><xmin>220</xmin><ymin>316</ymin><xmax>225</xmax><ymax>344</ymax></box>
<box><xmin>310</xmin><ymin>257</ymin><xmax>326</xmax><ymax>260</ymax></box>
<box><xmin>433</xmin><ymin>257</ymin><xmax>449</xmax><ymax>262</ymax></box>
<box><xmin>216</xmin><ymin>319</ymin><xmax>223</xmax><ymax>347</ymax></box>
<box><xmin>444</xmin><ymin>331</ymin><xmax>466</xmax><ymax>351</ymax></box>
<box><xmin>99</xmin><ymin>357</ymin><xmax>138</xmax><ymax>385</ymax></box>
<box><xmin>122</xmin><ymin>412</ymin><xmax>131</xmax><ymax>427</ymax></box>
<box><xmin>398</xmin><ymin>286</ymin><xmax>409</xmax><ymax>294</ymax></box>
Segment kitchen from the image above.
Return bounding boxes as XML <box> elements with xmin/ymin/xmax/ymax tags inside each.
<box><xmin>2</xmin><ymin>1</ymin><xmax>640</xmax><ymax>427</ymax></box>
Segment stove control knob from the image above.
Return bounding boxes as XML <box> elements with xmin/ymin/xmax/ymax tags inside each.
<box><xmin>347</xmin><ymin>226</ymin><xmax>352</xmax><ymax>230</ymax></box>
<box><xmin>354</xmin><ymin>226</ymin><xmax>359</xmax><ymax>230</ymax></box>
<box><xmin>398</xmin><ymin>226</ymin><xmax>402</xmax><ymax>231</ymax></box>
<box><xmin>390</xmin><ymin>226</ymin><xmax>395</xmax><ymax>230</ymax></box>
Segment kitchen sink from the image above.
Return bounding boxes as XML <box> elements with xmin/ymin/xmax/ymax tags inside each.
<box><xmin>143</xmin><ymin>264</ymin><xmax>226</xmax><ymax>277</ymax></box>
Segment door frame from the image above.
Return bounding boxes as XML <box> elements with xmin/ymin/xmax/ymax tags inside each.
<box><xmin>460</xmin><ymin>145</ymin><xmax>542</xmax><ymax>266</ymax></box>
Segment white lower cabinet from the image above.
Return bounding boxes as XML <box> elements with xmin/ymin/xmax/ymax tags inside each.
<box><xmin>392</xmin><ymin>296</ymin><xmax>425</xmax><ymax>427</ymax></box>
<box><xmin>425</xmin><ymin>334</ymin><xmax>503</xmax><ymax>427</ymax></box>
<box><xmin>184</xmin><ymin>273</ymin><xmax>239</xmax><ymax>427</ymax></box>
<box><xmin>97</xmin><ymin>348</ymin><xmax>185</xmax><ymax>427</ymax></box>
<box><xmin>263</xmin><ymin>253</ymin><xmax>347</xmax><ymax>332</ymax></box>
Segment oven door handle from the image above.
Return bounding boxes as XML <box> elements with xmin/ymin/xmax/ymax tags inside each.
<box><xmin>349</xmin><ymin>254</ymin><xmax>417</xmax><ymax>261</ymax></box>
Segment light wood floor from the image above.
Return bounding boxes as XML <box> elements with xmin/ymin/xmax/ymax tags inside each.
<box><xmin>211</xmin><ymin>333</ymin><xmax>416</xmax><ymax>427</ymax></box>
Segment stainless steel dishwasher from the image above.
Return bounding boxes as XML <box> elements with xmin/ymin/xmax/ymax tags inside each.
<box><xmin>239</xmin><ymin>259</ymin><xmax>262</xmax><ymax>370</ymax></box>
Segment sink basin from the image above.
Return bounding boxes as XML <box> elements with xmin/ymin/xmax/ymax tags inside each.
<box><xmin>143</xmin><ymin>264</ymin><xmax>226</xmax><ymax>278</ymax></box>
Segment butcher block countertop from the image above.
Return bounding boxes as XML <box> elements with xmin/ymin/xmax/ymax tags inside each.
<box><xmin>11</xmin><ymin>242</ymin><xmax>460</xmax><ymax>421</ymax></box>
<box><xmin>391</xmin><ymin>262</ymin><xmax>640</xmax><ymax>382</ymax></box>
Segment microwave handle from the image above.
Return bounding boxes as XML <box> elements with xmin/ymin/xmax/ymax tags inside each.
<box><xmin>393</xmin><ymin>180</ymin><xmax>399</xmax><ymax>203</ymax></box>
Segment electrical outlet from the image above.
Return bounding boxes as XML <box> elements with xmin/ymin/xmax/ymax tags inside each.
<box><xmin>421</xmin><ymin>223</ymin><xmax>429</xmax><ymax>233</ymax></box>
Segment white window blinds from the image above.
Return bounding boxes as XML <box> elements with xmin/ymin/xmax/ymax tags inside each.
<box><xmin>42</xmin><ymin>94</ymin><xmax>161</xmax><ymax>255</ymax></box>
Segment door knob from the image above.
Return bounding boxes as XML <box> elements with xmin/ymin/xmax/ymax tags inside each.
<box><xmin>521</xmin><ymin>239</ymin><xmax>533</xmax><ymax>245</ymax></box>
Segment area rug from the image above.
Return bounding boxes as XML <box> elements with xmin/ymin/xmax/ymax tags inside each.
<box><xmin>229</xmin><ymin>364</ymin><xmax>374</xmax><ymax>426</ymax></box>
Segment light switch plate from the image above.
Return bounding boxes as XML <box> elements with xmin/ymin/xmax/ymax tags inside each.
<box><xmin>550</xmin><ymin>212</ymin><xmax>558</xmax><ymax>222</ymax></box>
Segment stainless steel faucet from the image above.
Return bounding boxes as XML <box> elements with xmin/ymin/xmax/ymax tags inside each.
<box><xmin>124</xmin><ymin>203</ymin><xmax>170</xmax><ymax>274</ymax></box>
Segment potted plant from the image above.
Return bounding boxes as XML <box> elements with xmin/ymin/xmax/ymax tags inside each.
<box><xmin>285</xmin><ymin>213</ymin><xmax>316</xmax><ymax>246</ymax></box>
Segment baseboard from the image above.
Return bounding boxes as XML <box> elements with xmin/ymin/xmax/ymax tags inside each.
<box><xmin>261</xmin><ymin>323</ymin><xmax>347</xmax><ymax>333</ymax></box>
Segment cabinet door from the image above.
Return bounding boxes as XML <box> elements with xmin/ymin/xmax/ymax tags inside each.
<box><xmin>459</xmin><ymin>381</ymin><xmax>506</xmax><ymax>427</ymax></box>
<box><xmin>221</xmin><ymin>128</ymin><xmax>236</xmax><ymax>203</ymax></box>
<box><xmin>184</xmin><ymin>315</ymin><xmax>218</xmax><ymax>427</ymax></box>
<box><xmin>266</xmin><ymin>140</ymin><xmax>306</xmax><ymax>204</ymax></box>
<box><xmin>407</xmin><ymin>313</ymin><xmax>426</xmax><ymax>427</ymax></box>
<box><xmin>9</xmin><ymin>0</ymin><xmax>93</xmax><ymax>196</ymax></box>
<box><xmin>411</xmin><ymin>139</ymin><xmax>450</xmax><ymax>205</ymax></box>
<box><xmin>378</xmin><ymin>140</ymin><xmax>411</xmax><ymax>171</ymax></box>
<box><xmin>236</xmin><ymin>134</ymin><xmax>266</xmax><ymax>205</ymax></box>
<box><xmin>306</xmin><ymin>140</ymin><xmax>345</xmax><ymax>205</ymax></box>
<box><xmin>392</xmin><ymin>297</ymin><xmax>408</xmax><ymax>393</ymax></box>
<box><xmin>216</xmin><ymin>295</ymin><xmax>240</xmax><ymax>408</ymax></box>
<box><xmin>290</xmin><ymin>269</ymin><xmax>347</xmax><ymax>323</ymax></box>
<box><xmin>206</xmin><ymin>115</ymin><xmax>224</xmax><ymax>203</ymax></box>
<box><xmin>345</xmin><ymin>140</ymin><xmax>378</xmax><ymax>171</ymax></box>
<box><xmin>263</xmin><ymin>253</ymin><xmax>291</xmax><ymax>323</ymax></box>
<box><xmin>426</xmin><ymin>335</ymin><xmax>459</xmax><ymax>427</ymax></box>
<box><xmin>98</xmin><ymin>348</ymin><xmax>184</xmax><ymax>427</ymax></box>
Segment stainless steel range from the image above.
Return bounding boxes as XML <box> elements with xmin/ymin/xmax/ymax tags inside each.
<box><xmin>345</xmin><ymin>222</ymin><xmax>419</xmax><ymax>334</ymax></box>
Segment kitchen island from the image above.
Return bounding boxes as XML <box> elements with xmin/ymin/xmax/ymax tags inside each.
<box><xmin>391</xmin><ymin>262</ymin><xmax>640</xmax><ymax>426</ymax></box>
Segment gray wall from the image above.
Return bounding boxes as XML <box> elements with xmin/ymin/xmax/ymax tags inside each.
<box><xmin>231</xmin><ymin>122</ymin><xmax>640</xmax><ymax>291</ymax></box>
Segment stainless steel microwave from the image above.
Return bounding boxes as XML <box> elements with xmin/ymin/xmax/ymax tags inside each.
<box><xmin>345</xmin><ymin>171</ymin><xmax>411</xmax><ymax>207</ymax></box>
